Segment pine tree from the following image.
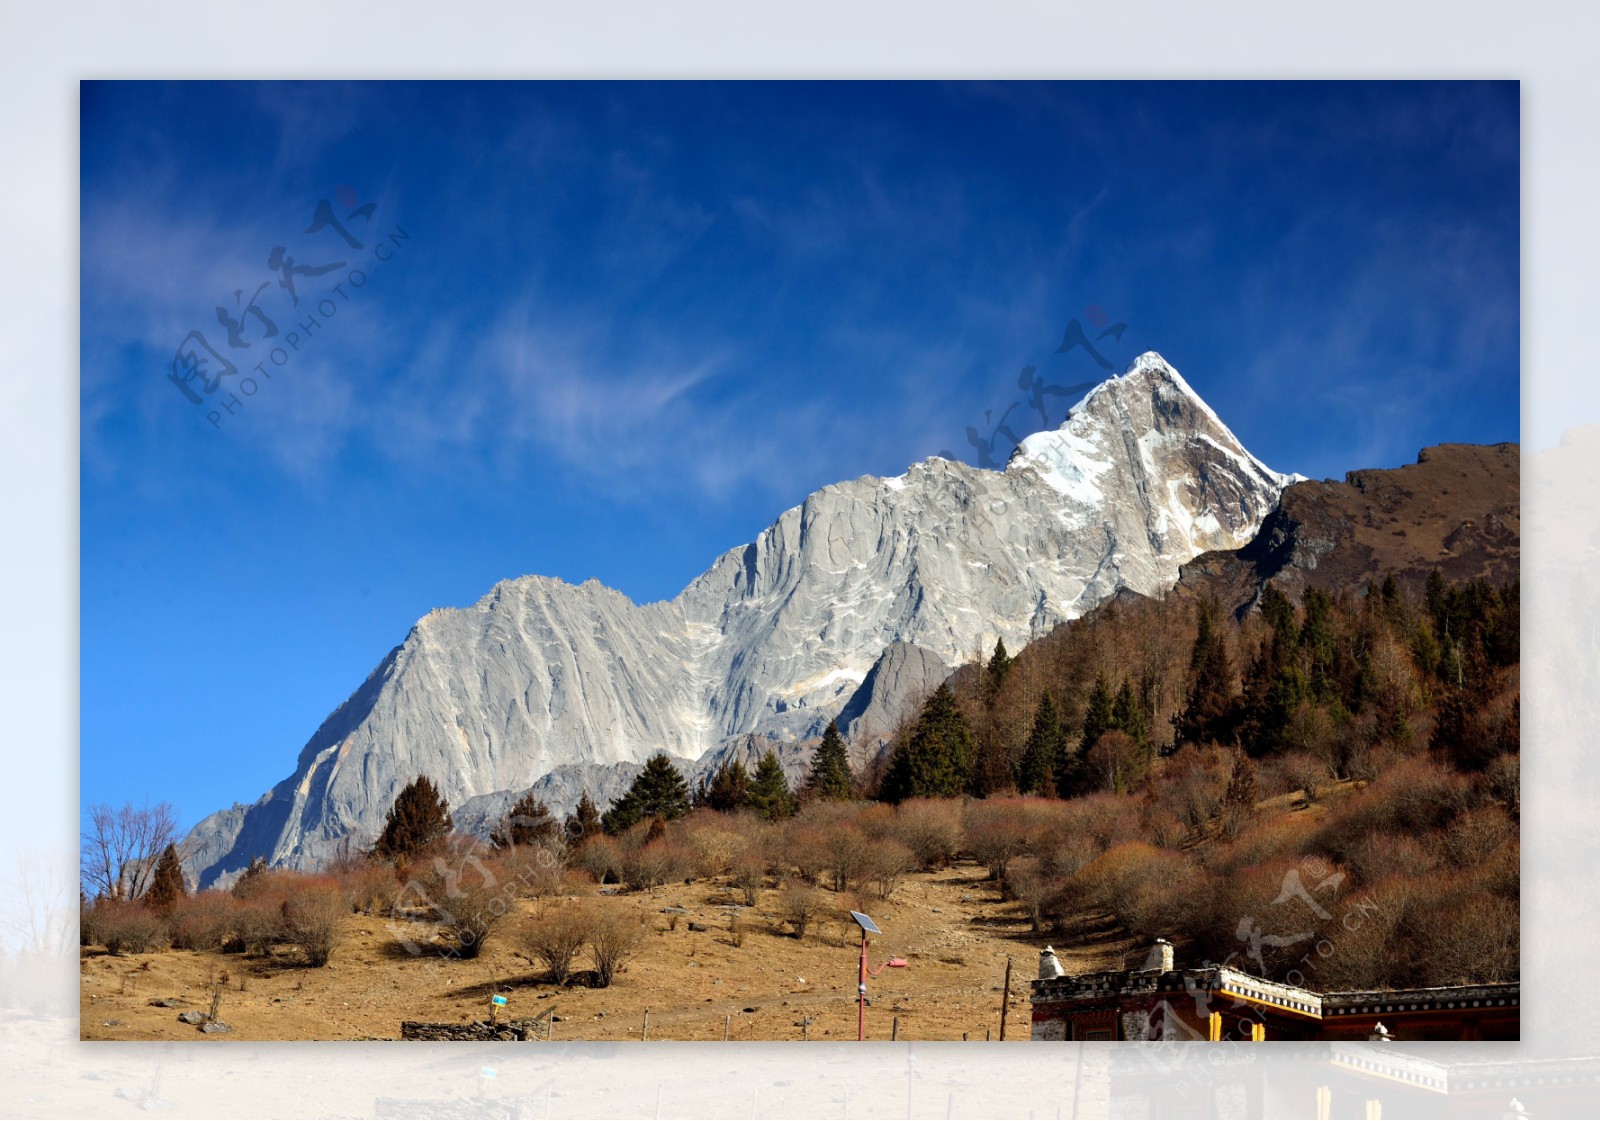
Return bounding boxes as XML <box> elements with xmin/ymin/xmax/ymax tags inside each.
<box><xmin>1079</xmin><ymin>671</ymin><xmax>1116</xmax><ymax>755</ymax></box>
<box><xmin>563</xmin><ymin>790</ymin><xmax>603</xmax><ymax>846</ymax></box>
<box><xmin>984</xmin><ymin>638</ymin><xmax>1014</xmax><ymax>698</ymax></box>
<box><xmin>1112</xmin><ymin>677</ymin><xmax>1147</xmax><ymax>745</ymax></box>
<box><xmin>374</xmin><ymin>776</ymin><xmax>453</xmax><ymax>860</ymax></box>
<box><xmin>1175</xmin><ymin>598</ymin><xmax>1237</xmax><ymax>747</ymax></box>
<box><xmin>1259</xmin><ymin>584</ymin><xmax>1298</xmax><ymax>649</ymax></box>
<box><xmin>490</xmin><ymin>791</ymin><xmax>559</xmax><ymax>850</ymax></box>
<box><xmin>805</xmin><ymin>721</ymin><xmax>854</xmax><ymax>801</ymax></box>
<box><xmin>1298</xmin><ymin>588</ymin><xmax>1337</xmax><ymax>701</ymax></box>
<box><xmin>879</xmin><ymin>682</ymin><xmax>975</xmax><ymax>802</ymax></box>
<box><xmin>1018</xmin><ymin>690</ymin><xmax>1064</xmax><ymax>797</ymax></box>
<box><xmin>144</xmin><ymin>842</ymin><xmax>187</xmax><ymax>915</ymax></box>
<box><xmin>747</xmin><ymin>750</ymin><xmax>796</xmax><ymax>821</ymax></box>
<box><xmin>705</xmin><ymin>759</ymin><xmax>752</xmax><ymax>812</ymax></box>
<box><xmin>601</xmin><ymin>754</ymin><xmax>691</xmax><ymax>834</ymax></box>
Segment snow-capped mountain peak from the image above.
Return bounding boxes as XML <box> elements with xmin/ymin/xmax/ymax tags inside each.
<box><xmin>182</xmin><ymin>352</ymin><xmax>1295</xmax><ymax>884</ymax></box>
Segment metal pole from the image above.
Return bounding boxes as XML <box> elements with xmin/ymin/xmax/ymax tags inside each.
<box><xmin>642</xmin><ymin>1008</ymin><xmax>649</xmax><ymax>1042</ymax></box>
<box><xmin>891</xmin><ymin>1016</ymin><xmax>899</xmax><ymax>1041</ymax></box>
<box><xmin>724</xmin><ymin>1014</ymin><xmax>731</xmax><ymax>1041</ymax></box>
<box><xmin>999</xmin><ymin>956</ymin><xmax>1013</xmax><ymax>1041</ymax></box>
<box><xmin>858</xmin><ymin>929</ymin><xmax>868</xmax><ymax>1041</ymax></box>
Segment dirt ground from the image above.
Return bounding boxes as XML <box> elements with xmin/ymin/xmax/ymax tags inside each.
<box><xmin>80</xmin><ymin>861</ymin><xmax>1135</xmax><ymax>1044</ymax></box>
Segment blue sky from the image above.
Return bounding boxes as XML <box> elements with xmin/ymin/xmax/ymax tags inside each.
<box><xmin>80</xmin><ymin>80</ymin><xmax>1519</xmax><ymax>830</ymax></box>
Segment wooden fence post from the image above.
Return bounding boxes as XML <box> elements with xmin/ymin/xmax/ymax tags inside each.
<box><xmin>999</xmin><ymin>956</ymin><xmax>1013</xmax><ymax>1041</ymax></box>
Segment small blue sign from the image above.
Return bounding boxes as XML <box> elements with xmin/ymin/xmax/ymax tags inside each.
<box><xmin>491</xmin><ymin>995</ymin><xmax>507</xmax><ymax>1007</ymax></box>
<box><xmin>481</xmin><ymin>1066</ymin><xmax>497</xmax><ymax>1079</ymax></box>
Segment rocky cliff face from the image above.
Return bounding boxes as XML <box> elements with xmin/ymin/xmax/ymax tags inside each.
<box><xmin>1175</xmin><ymin>442</ymin><xmax>1520</xmax><ymax>615</ymax></box>
<box><xmin>183</xmin><ymin>352</ymin><xmax>1293</xmax><ymax>885</ymax></box>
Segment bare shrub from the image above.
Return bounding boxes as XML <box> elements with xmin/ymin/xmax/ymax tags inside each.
<box><xmin>860</xmin><ymin>837</ymin><xmax>915</xmax><ymax>901</ymax></box>
<box><xmin>1208</xmin><ymin>814</ymin><xmax>1321</xmax><ymax>877</ymax></box>
<box><xmin>1033</xmin><ymin>825</ymin><xmax>1099</xmax><ymax>881</ymax></box>
<box><xmin>1085</xmin><ymin>731</ymin><xmax>1146</xmax><ymax>794</ymax></box>
<box><xmin>1138</xmin><ymin>801</ymin><xmax>1189</xmax><ymax>849</ymax></box>
<box><xmin>88</xmin><ymin>899</ymin><xmax>166</xmax><ymax>955</ymax></box>
<box><xmin>1067</xmin><ymin>792</ymin><xmax>1144</xmax><ymax>851</ymax></box>
<box><xmin>1072</xmin><ymin>842</ymin><xmax>1198</xmax><ymax>941</ymax></box>
<box><xmin>1310</xmin><ymin>756</ymin><xmax>1471</xmax><ymax>864</ymax></box>
<box><xmin>587</xmin><ymin>906</ymin><xmax>647</xmax><ymax>987</ymax></box>
<box><xmin>778</xmin><ymin>881</ymin><xmax>825</xmax><ymax>939</ymax></box>
<box><xmin>622</xmin><ymin>837</ymin><xmax>694</xmax><ymax>892</ymax></box>
<box><xmin>731</xmin><ymin>852</ymin><xmax>765</xmax><ymax>906</ymax></box>
<box><xmin>1003</xmin><ymin>856</ymin><xmax>1052</xmax><ymax>933</ymax></box>
<box><xmin>230</xmin><ymin>868</ymin><xmax>298</xmax><ymax>904</ymax></box>
<box><xmin>1442</xmin><ymin>804</ymin><xmax>1516</xmax><ymax>868</ymax></box>
<box><xmin>1258</xmin><ymin>751</ymin><xmax>1333</xmax><ymax>802</ymax></box>
<box><xmin>521</xmin><ymin>907</ymin><xmax>589</xmax><ymax>984</ymax></box>
<box><xmin>1483</xmin><ymin>753</ymin><xmax>1519</xmax><ymax>818</ymax></box>
<box><xmin>679</xmin><ymin>812</ymin><xmax>745</xmax><ymax>878</ymax></box>
<box><xmin>433</xmin><ymin>875</ymin><xmax>512</xmax><ymax>960</ymax></box>
<box><xmin>575</xmin><ymin>834</ymin><xmax>624</xmax><ymax>884</ymax></box>
<box><xmin>281</xmin><ymin>881</ymin><xmax>346</xmax><ymax>966</ymax></box>
<box><xmin>781</xmin><ymin>820</ymin><xmax>831</xmax><ymax>885</ymax></box>
<box><xmin>168</xmin><ymin>892</ymin><xmax>235</xmax><ymax>952</ymax></box>
<box><xmin>225</xmin><ymin>895</ymin><xmax>284</xmax><ymax>955</ymax></box>
<box><xmin>1415</xmin><ymin>885</ymin><xmax>1519</xmax><ymax>986</ymax></box>
<box><xmin>887</xmin><ymin>799</ymin><xmax>964</xmax><ymax>869</ymax></box>
<box><xmin>1148</xmin><ymin>747</ymin><xmax>1230</xmax><ymax>830</ymax></box>
<box><xmin>1343</xmin><ymin>832</ymin><xmax>1439</xmax><ymax>889</ymax></box>
<box><xmin>825</xmin><ymin>825</ymin><xmax>871</xmax><ymax>893</ymax></box>
<box><xmin>491</xmin><ymin>844</ymin><xmax>566</xmax><ymax>900</ymax></box>
<box><xmin>1314</xmin><ymin>875</ymin><xmax>1412</xmax><ymax>990</ymax></box>
<box><xmin>964</xmin><ymin>799</ymin><xmax>1036</xmax><ymax>882</ymax></box>
<box><xmin>335</xmin><ymin>860</ymin><xmax>401</xmax><ymax>916</ymax></box>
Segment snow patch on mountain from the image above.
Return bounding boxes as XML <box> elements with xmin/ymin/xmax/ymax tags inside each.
<box><xmin>182</xmin><ymin>351</ymin><xmax>1294</xmax><ymax>884</ymax></box>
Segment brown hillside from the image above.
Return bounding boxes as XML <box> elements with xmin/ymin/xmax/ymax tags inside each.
<box><xmin>1175</xmin><ymin>442</ymin><xmax>1518</xmax><ymax>614</ymax></box>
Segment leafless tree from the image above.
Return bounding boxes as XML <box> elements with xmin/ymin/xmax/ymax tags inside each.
<box><xmin>81</xmin><ymin>800</ymin><xmax>179</xmax><ymax>902</ymax></box>
<box><xmin>2</xmin><ymin>848</ymin><xmax>77</xmax><ymax>956</ymax></box>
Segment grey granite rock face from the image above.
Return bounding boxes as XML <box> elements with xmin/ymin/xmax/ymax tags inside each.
<box><xmin>183</xmin><ymin>353</ymin><xmax>1292</xmax><ymax>885</ymax></box>
<box><xmin>834</xmin><ymin>642</ymin><xmax>949</xmax><ymax>764</ymax></box>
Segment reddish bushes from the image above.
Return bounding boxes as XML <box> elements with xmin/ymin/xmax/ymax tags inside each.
<box><xmin>281</xmin><ymin>880</ymin><xmax>346</xmax><ymax>966</ymax></box>
<box><xmin>621</xmin><ymin>834</ymin><xmax>696</xmax><ymax>892</ymax></box>
<box><xmin>575</xmin><ymin>834</ymin><xmax>624</xmax><ymax>884</ymax></box>
<box><xmin>335</xmin><ymin>860</ymin><xmax>402</xmax><ymax>915</ymax></box>
<box><xmin>586</xmin><ymin>905</ymin><xmax>646</xmax><ymax>988</ymax></box>
<box><xmin>779</xmin><ymin>819</ymin><xmax>831</xmax><ymax>886</ymax></box>
<box><xmin>521</xmin><ymin>906</ymin><xmax>590</xmax><ymax>984</ymax></box>
<box><xmin>778</xmin><ymin>881</ymin><xmax>825</xmax><ymax>939</ymax></box>
<box><xmin>731</xmin><ymin>852</ymin><xmax>765</xmax><ymax>906</ymax></box>
<box><xmin>963</xmin><ymin>798</ymin><xmax>1040</xmax><ymax>882</ymax></box>
<box><xmin>86</xmin><ymin>899</ymin><xmax>166</xmax><ymax>955</ymax></box>
<box><xmin>167</xmin><ymin>892</ymin><xmax>236</xmax><ymax>951</ymax></box>
<box><xmin>882</xmin><ymin>798</ymin><xmax>964</xmax><ymax>869</ymax></box>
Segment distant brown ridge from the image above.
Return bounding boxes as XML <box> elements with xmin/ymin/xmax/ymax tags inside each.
<box><xmin>1172</xmin><ymin>442</ymin><xmax>1519</xmax><ymax>615</ymax></box>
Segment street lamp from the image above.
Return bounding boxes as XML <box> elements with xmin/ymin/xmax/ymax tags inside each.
<box><xmin>850</xmin><ymin>910</ymin><xmax>907</xmax><ymax>1041</ymax></box>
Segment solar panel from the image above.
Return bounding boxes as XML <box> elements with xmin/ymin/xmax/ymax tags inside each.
<box><xmin>849</xmin><ymin>911</ymin><xmax>881</xmax><ymax>934</ymax></box>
